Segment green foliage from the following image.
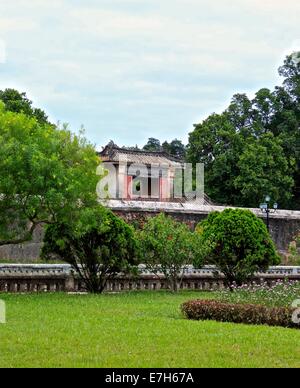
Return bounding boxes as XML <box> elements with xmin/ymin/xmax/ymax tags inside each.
<box><xmin>137</xmin><ymin>213</ymin><xmax>203</xmax><ymax>292</ymax></box>
<box><xmin>187</xmin><ymin>53</ymin><xmax>300</xmax><ymax>209</ymax></box>
<box><xmin>0</xmin><ymin>103</ymin><xmax>100</xmax><ymax>245</ymax></box>
<box><xmin>234</xmin><ymin>134</ymin><xmax>294</xmax><ymax>207</ymax></box>
<box><xmin>187</xmin><ymin>112</ymin><xmax>242</xmax><ymax>205</ymax></box>
<box><xmin>181</xmin><ymin>300</ymin><xmax>298</xmax><ymax>329</ymax></box>
<box><xmin>162</xmin><ymin>139</ymin><xmax>186</xmax><ymax>159</ymax></box>
<box><xmin>288</xmin><ymin>232</ymin><xmax>300</xmax><ymax>265</ymax></box>
<box><xmin>195</xmin><ymin>209</ymin><xmax>280</xmax><ymax>286</ymax></box>
<box><xmin>0</xmin><ymin>88</ymin><xmax>50</xmax><ymax>125</ymax></box>
<box><xmin>143</xmin><ymin>138</ymin><xmax>161</xmax><ymax>152</ymax></box>
<box><xmin>42</xmin><ymin>206</ymin><xmax>139</xmax><ymax>293</ymax></box>
<box><xmin>142</xmin><ymin>138</ymin><xmax>186</xmax><ymax>160</ymax></box>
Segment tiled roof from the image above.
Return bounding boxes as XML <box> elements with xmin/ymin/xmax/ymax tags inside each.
<box><xmin>99</xmin><ymin>141</ymin><xmax>183</xmax><ymax>167</ymax></box>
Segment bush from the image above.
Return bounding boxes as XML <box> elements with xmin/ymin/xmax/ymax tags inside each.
<box><xmin>195</xmin><ymin>209</ymin><xmax>280</xmax><ymax>287</ymax></box>
<box><xmin>42</xmin><ymin>206</ymin><xmax>139</xmax><ymax>293</ymax></box>
<box><xmin>137</xmin><ymin>213</ymin><xmax>203</xmax><ymax>292</ymax></box>
<box><xmin>181</xmin><ymin>300</ymin><xmax>299</xmax><ymax>329</ymax></box>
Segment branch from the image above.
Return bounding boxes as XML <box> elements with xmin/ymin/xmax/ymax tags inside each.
<box><xmin>0</xmin><ymin>221</ymin><xmax>38</xmax><ymax>246</ymax></box>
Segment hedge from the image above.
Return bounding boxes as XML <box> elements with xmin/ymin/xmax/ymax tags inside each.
<box><xmin>181</xmin><ymin>300</ymin><xmax>299</xmax><ymax>329</ymax></box>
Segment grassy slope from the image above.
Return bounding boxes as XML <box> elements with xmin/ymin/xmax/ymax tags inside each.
<box><xmin>0</xmin><ymin>292</ymin><xmax>299</xmax><ymax>368</ymax></box>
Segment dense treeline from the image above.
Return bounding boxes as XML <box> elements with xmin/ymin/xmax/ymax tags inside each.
<box><xmin>126</xmin><ymin>137</ymin><xmax>187</xmax><ymax>160</ymax></box>
<box><xmin>187</xmin><ymin>53</ymin><xmax>300</xmax><ymax>210</ymax></box>
<box><xmin>143</xmin><ymin>137</ymin><xmax>187</xmax><ymax>160</ymax></box>
<box><xmin>139</xmin><ymin>53</ymin><xmax>300</xmax><ymax>210</ymax></box>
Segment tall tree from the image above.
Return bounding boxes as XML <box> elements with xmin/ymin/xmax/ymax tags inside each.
<box><xmin>187</xmin><ymin>52</ymin><xmax>300</xmax><ymax>210</ymax></box>
<box><xmin>187</xmin><ymin>112</ymin><xmax>243</xmax><ymax>205</ymax></box>
<box><xmin>162</xmin><ymin>139</ymin><xmax>186</xmax><ymax>159</ymax></box>
<box><xmin>143</xmin><ymin>138</ymin><xmax>161</xmax><ymax>152</ymax></box>
<box><xmin>279</xmin><ymin>52</ymin><xmax>300</xmax><ymax>104</ymax></box>
<box><xmin>0</xmin><ymin>88</ymin><xmax>49</xmax><ymax>125</ymax></box>
<box><xmin>234</xmin><ymin>134</ymin><xmax>294</xmax><ymax>208</ymax></box>
<box><xmin>0</xmin><ymin>102</ymin><xmax>100</xmax><ymax>246</ymax></box>
<box><xmin>278</xmin><ymin>53</ymin><xmax>300</xmax><ymax>208</ymax></box>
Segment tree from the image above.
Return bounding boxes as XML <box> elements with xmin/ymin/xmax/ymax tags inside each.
<box><xmin>162</xmin><ymin>139</ymin><xmax>186</xmax><ymax>160</ymax></box>
<box><xmin>137</xmin><ymin>213</ymin><xmax>203</xmax><ymax>292</ymax></box>
<box><xmin>187</xmin><ymin>112</ymin><xmax>243</xmax><ymax>205</ymax></box>
<box><xmin>42</xmin><ymin>207</ymin><xmax>139</xmax><ymax>293</ymax></box>
<box><xmin>234</xmin><ymin>134</ymin><xmax>294</xmax><ymax>208</ymax></box>
<box><xmin>279</xmin><ymin>52</ymin><xmax>300</xmax><ymax>103</ymax></box>
<box><xmin>226</xmin><ymin>93</ymin><xmax>253</xmax><ymax>133</ymax></box>
<box><xmin>0</xmin><ymin>103</ymin><xmax>100</xmax><ymax>246</ymax></box>
<box><xmin>0</xmin><ymin>88</ymin><xmax>49</xmax><ymax>125</ymax></box>
<box><xmin>142</xmin><ymin>138</ymin><xmax>187</xmax><ymax>159</ymax></box>
<box><xmin>277</xmin><ymin>53</ymin><xmax>300</xmax><ymax>209</ymax></box>
<box><xmin>195</xmin><ymin>209</ymin><xmax>280</xmax><ymax>287</ymax></box>
<box><xmin>143</xmin><ymin>138</ymin><xmax>161</xmax><ymax>152</ymax></box>
<box><xmin>187</xmin><ymin>53</ymin><xmax>300</xmax><ymax>210</ymax></box>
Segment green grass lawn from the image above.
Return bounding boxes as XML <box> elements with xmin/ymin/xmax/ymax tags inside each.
<box><xmin>0</xmin><ymin>291</ymin><xmax>299</xmax><ymax>368</ymax></box>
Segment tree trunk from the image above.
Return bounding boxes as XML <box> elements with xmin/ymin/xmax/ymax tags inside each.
<box><xmin>170</xmin><ymin>276</ymin><xmax>179</xmax><ymax>293</ymax></box>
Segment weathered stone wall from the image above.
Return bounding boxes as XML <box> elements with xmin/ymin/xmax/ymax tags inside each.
<box><xmin>115</xmin><ymin>210</ymin><xmax>300</xmax><ymax>253</ymax></box>
<box><xmin>268</xmin><ymin>217</ymin><xmax>300</xmax><ymax>252</ymax></box>
<box><xmin>0</xmin><ymin>225</ymin><xmax>44</xmax><ymax>262</ymax></box>
<box><xmin>0</xmin><ymin>201</ymin><xmax>300</xmax><ymax>261</ymax></box>
<box><xmin>110</xmin><ymin>201</ymin><xmax>300</xmax><ymax>254</ymax></box>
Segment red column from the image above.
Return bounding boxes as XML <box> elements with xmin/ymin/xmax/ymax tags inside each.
<box><xmin>124</xmin><ymin>176</ymin><xmax>133</xmax><ymax>199</ymax></box>
<box><xmin>160</xmin><ymin>178</ymin><xmax>170</xmax><ymax>201</ymax></box>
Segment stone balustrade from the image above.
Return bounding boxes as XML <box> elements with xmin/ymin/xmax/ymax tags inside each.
<box><xmin>0</xmin><ymin>264</ymin><xmax>299</xmax><ymax>293</ymax></box>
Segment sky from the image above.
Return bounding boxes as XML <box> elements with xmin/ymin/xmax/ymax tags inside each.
<box><xmin>0</xmin><ymin>0</ymin><xmax>299</xmax><ymax>150</ymax></box>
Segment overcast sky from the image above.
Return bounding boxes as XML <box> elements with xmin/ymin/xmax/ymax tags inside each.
<box><xmin>0</xmin><ymin>0</ymin><xmax>299</xmax><ymax>149</ymax></box>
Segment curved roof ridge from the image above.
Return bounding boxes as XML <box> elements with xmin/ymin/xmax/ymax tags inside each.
<box><xmin>100</xmin><ymin>141</ymin><xmax>183</xmax><ymax>163</ymax></box>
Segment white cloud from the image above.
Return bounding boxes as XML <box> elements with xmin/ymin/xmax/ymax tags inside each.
<box><xmin>0</xmin><ymin>18</ymin><xmax>38</xmax><ymax>32</ymax></box>
<box><xmin>0</xmin><ymin>0</ymin><xmax>299</xmax><ymax>146</ymax></box>
<box><xmin>70</xmin><ymin>8</ymin><xmax>164</xmax><ymax>37</ymax></box>
<box><xmin>0</xmin><ymin>39</ymin><xmax>6</xmax><ymax>63</ymax></box>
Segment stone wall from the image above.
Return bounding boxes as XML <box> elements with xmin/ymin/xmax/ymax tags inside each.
<box><xmin>0</xmin><ymin>201</ymin><xmax>300</xmax><ymax>261</ymax></box>
<box><xmin>0</xmin><ymin>224</ymin><xmax>44</xmax><ymax>262</ymax></box>
<box><xmin>109</xmin><ymin>200</ymin><xmax>300</xmax><ymax>254</ymax></box>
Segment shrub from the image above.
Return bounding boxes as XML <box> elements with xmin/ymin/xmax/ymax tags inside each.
<box><xmin>42</xmin><ymin>206</ymin><xmax>139</xmax><ymax>293</ymax></box>
<box><xmin>181</xmin><ymin>300</ymin><xmax>299</xmax><ymax>329</ymax></box>
<box><xmin>195</xmin><ymin>209</ymin><xmax>280</xmax><ymax>287</ymax></box>
<box><xmin>137</xmin><ymin>213</ymin><xmax>203</xmax><ymax>292</ymax></box>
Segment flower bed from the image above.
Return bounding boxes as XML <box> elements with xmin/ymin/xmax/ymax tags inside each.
<box><xmin>216</xmin><ymin>281</ymin><xmax>300</xmax><ymax>308</ymax></box>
